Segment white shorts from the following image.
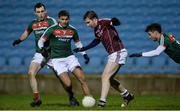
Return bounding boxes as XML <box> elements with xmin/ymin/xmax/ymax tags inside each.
<box><xmin>31</xmin><ymin>53</ymin><xmax>46</xmax><ymax>64</ymax></box>
<box><xmin>49</xmin><ymin>55</ymin><xmax>80</xmax><ymax>75</ymax></box>
<box><xmin>108</xmin><ymin>49</ymin><xmax>128</xmax><ymax>65</ymax></box>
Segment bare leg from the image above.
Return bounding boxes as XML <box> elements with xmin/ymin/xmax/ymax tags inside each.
<box><xmin>28</xmin><ymin>62</ymin><xmax>41</xmax><ymax>100</ymax></box>
<box><xmin>58</xmin><ymin>72</ymin><xmax>79</xmax><ymax>106</ymax></box>
<box><xmin>100</xmin><ymin>61</ymin><xmax>121</xmax><ymax>102</ymax></box>
<box><xmin>72</xmin><ymin>67</ymin><xmax>90</xmax><ymax>96</ymax></box>
<box><xmin>58</xmin><ymin>72</ymin><xmax>74</xmax><ymax>99</ymax></box>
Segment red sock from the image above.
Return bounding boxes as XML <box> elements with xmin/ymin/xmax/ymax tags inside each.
<box><xmin>34</xmin><ymin>92</ymin><xmax>40</xmax><ymax>100</ymax></box>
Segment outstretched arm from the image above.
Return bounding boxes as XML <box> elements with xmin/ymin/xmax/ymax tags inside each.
<box><xmin>129</xmin><ymin>45</ymin><xmax>166</xmax><ymax>57</ymax></box>
<box><xmin>38</xmin><ymin>37</ymin><xmax>47</xmax><ymax>49</ymax></box>
<box><xmin>73</xmin><ymin>38</ymin><xmax>100</xmax><ymax>52</ymax></box>
<box><xmin>12</xmin><ymin>30</ymin><xmax>31</xmax><ymax>46</ymax></box>
<box><xmin>75</xmin><ymin>41</ymin><xmax>90</xmax><ymax>64</ymax></box>
<box><xmin>142</xmin><ymin>45</ymin><xmax>166</xmax><ymax>57</ymax></box>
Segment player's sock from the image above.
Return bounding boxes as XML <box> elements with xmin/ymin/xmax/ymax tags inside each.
<box><xmin>120</xmin><ymin>89</ymin><xmax>129</xmax><ymax>97</ymax></box>
<box><xmin>30</xmin><ymin>92</ymin><xmax>42</xmax><ymax>107</ymax></box>
<box><xmin>69</xmin><ymin>96</ymin><xmax>79</xmax><ymax>106</ymax></box>
<box><xmin>99</xmin><ymin>98</ymin><xmax>106</xmax><ymax>102</ymax></box>
<box><xmin>98</xmin><ymin>99</ymin><xmax>106</xmax><ymax>107</ymax></box>
<box><xmin>34</xmin><ymin>92</ymin><xmax>40</xmax><ymax>100</ymax></box>
<box><xmin>121</xmin><ymin>91</ymin><xmax>134</xmax><ymax>107</ymax></box>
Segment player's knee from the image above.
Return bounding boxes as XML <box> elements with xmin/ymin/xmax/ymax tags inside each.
<box><xmin>28</xmin><ymin>71</ymin><xmax>36</xmax><ymax>78</ymax></box>
<box><xmin>101</xmin><ymin>74</ymin><xmax>110</xmax><ymax>81</ymax></box>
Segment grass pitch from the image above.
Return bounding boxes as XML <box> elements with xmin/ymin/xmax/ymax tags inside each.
<box><xmin>0</xmin><ymin>94</ymin><xmax>180</xmax><ymax>110</ymax></box>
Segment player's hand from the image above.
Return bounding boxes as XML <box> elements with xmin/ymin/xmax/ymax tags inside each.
<box><xmin>83</xmin><ymin>54</ymin><xmax>90</xmax><ymax>64</ymax></box>
<box><xmin>73</xmin><ymin>47</ymin><xmax>85</xmax><ymax>53</ymax></box>
<box><xmin>129</xmin><ymin>53</ymin><xmax>142</xmax><ymax>57</ymax></box>
<box><xmin>40</xmin><ymin>47</ymin><xmax>49</xmax><ymax>58</ymax></box>
<box><xmin>12</xmin><ymin>39</ymin><xmax>22</xmax><ymax>46</ymax></box>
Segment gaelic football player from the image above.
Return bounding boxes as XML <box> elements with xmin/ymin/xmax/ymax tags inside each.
<box><xmin>38</xmin><ymin>10</ymin><xmax>93</xmax><ymax>106</ymax></box>
<box><xmin>129</xmin><ymin>23</ymin><xmax>180</xmax><ymax>64</ymax></box>
<box><xmin>12</xmin><ymin>3</ymin><xmax>57</xmax><ymax>107</ymax></box>
<box><xmin>74</xmin><ymin>10</ymin><xmax>134</xmax><ymax>107</ymax></box>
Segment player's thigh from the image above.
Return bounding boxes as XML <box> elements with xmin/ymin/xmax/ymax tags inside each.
<box><xmin>51</xmin><ymin>59</ymin><xmax>68</xmax><ymax>75</ymax></box>
<box><xmin>28</xmin><ymin>53</ymin><xmax>45</xmax><ymax>74</ymax></box>
<box><xmin>102</xmin><ymin>61</ymin><xmax>120</xmax><ymax>78</ymax></box>
<box><xmin>58</xmin><ymin>72</ymin><xmax>71</xmax><ymax>86</ymax></box>
<box><xmin>28</xmin><ymin>62</ymin><xmax>42</xmax><ymax>75</ymax></box>
<box><xmin>72</xmin><ymin>67</ymin><xmax>86</xmax><ymax>81</ymax></box>
<box><xmin>66</xmin><ymin>55</ymin><xmax>81</xmax><ymax>72</ymax></box>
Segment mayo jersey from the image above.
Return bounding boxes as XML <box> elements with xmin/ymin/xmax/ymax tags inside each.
<box><xmin>159</xmin><ymin>33</ymin><xmax>180</xmax><ymax>64</ymax></box>
<box><xmin>42</xmin><ymin>24</ymin><xmax>80</xmax><ymax>58</ymax></box>
<box><xmin>27</xmin><ymin>16</ymin><xmax>57</xmax><ymax>52</ymax></box>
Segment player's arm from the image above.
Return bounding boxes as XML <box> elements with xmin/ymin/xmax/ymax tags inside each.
<box><xmin>74</xmin><ymin>40</ymin><xmax>90</xmax><ymax>64</ymax></box>
<box><xmin>38</xmin><ymin>27</ymin><xmax>52</xmax><ymax>58</ymax></box>
<box><xmin>12</xmin><ymin>29</ymin><xmax>31</xmax><ymax>46</ymax></box>
<box><xmin>73</xmin><ymin>29</ymin><xmax>90</xmax><ymax>64</ymax></box>
<box><xmin>129</xmin><ymin>45</ymin><xmax>166</xmax><ymax>57</ymax></box>
<box><xmin>73</xmin><ymin>38</ymin><xmax>100</xmax><ymax>52</ymax></box>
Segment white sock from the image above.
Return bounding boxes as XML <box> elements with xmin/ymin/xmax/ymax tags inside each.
<box><xmin>99</xmin><ymin>98</ymin><xmax>106</xmax><ymax>102</ymax></box>
<box><xmin>120</xmin><ymin>89</ymin><xmax>129</xmax><ymax>97</ymax></box>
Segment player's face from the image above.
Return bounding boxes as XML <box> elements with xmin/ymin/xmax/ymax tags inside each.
<box><xmin>59</xmin><ymin>16</ymin><xmax>69</xmax><ymax>27</ymax></box>
<box><xmin>147</xmin><ymin>31</ymin><xmax>158</xmax><ymax>41</ymax></box>
<box><xmin>35</xmin><ymin>6</ymin><xmax>46</xmax><ymax>20</ymax></box>
<box><xmin>85</xmin><ymin>18</ymin><xmax>97</xmax><ymax>28</ymax></box>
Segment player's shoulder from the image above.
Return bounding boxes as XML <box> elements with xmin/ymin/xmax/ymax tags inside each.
<box><xmin>99</xmin><ymin>18</ymin><xmax>111</xmax><ymax>21</ymax></box>
<box><xmin>98</xmin><ymin>18</ymin><xmax>111</xmax><ymax>25</ymax></box>
<box><xmin>47</xmin><ymin>16</ymin><xmax>57</xmax><ymax>24</ymax></box>
<box><xmin>68</xmin><ymin>24</ymin><xmax>77</xmax><ymax>31</ymax></box>
<box><xmin>30</xmin><ymin>19</ymin><xmax>37</xmax><ymax>23</ymax></box>
<box><xmin>47</xmin><ymin>16</ymin><xmax>55</xmax><ymax>20</ymax></box>
<box><xmin>99</xmin><ymin>18</ymin><xmax>111</xmax><ymax>22</ymax></box>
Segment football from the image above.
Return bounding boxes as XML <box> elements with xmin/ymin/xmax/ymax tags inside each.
<box><xmin>82</xmin><ymin>96</ymin><xmax>96</xmax><ymax>107</ymax></box>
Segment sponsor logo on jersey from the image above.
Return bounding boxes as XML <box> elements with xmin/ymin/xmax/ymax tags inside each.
<box><xmin>32</xmin><ymin>21</ymin><xmax>49</xmax><ymax>30</ymax></box>
<box><xmin>53</xmin><ymin>29</ymin><xmax>74</xmax><ymax>38</ymax></box>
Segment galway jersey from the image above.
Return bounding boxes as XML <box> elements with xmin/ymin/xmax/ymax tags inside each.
<box><xmin>159</xmin><ymin>33</ymin><xmax>180</xmax><ymax>64</ymax></box>
<box><xmin>27</xmin><ymin>16</ymin><xmax>57</xmax><ymax>52</ymax></box>
<box><xmin>42</xmin><ymin>24</ymin><xmax>80</xmax><ymax>58</ymax></box>
<box><xmin>94</xmin><ymin>19</ymin><xmax>125</xmax><ymax>55</ymax></box>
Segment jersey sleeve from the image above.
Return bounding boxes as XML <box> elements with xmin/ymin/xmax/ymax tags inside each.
<box><xmin>49</xmin><ymin>17</ymin><xmax>58</xmax><ymax>26</ymax></box>
<box><xmin>26</xmin><ymin>21</ymin><xmax>33</xmax><ymax>33</ymax></box>
<box><xmin>41</xmin><ymin>27</ymin><xmax>53</xmax><ymax>40</ymax></box>
<box><xmin>72</xmin><ymin>29</ymin><xmax>80</xmax><ymax>42</ymax></box>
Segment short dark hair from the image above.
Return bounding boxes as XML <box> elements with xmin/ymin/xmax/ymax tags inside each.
<box><xmin>34</xmin><ymin>3</ymin><xmax>46</xmax><ymax>11</ymax></box>
<box><xmin>58</xmin><ymin>10</ymin><xmax>70</xmax><ymax>18</ymax></box>
<box><xmin>83</xmin><ymin>10</ymin><xmax>98</xmax><ymax>20</ymax></box>
<box><xmin>145</xmin><ymin>23</ymin><xmax>162</xmax><ymax>33</ymax></box>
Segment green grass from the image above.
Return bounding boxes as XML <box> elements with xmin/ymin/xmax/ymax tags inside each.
<box><xmin>0</xmin><ymin>94</ymin><xmax>180</xmax><ymax>110</ymax></box>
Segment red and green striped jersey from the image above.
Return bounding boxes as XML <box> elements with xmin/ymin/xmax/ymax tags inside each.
<box><xmin>42</xmin><ymin>24</ymin><xmax>80</xmax><ymax>58</ymax></box>
<box><xmin>27</xmin><ymin>16</ymin><xmax>57</xmax><ymax>52</ymax></box>
<box><xmin>158</xmin><ymin>33</ymin><xmax>180</xmax><ymax>64</ymax></box>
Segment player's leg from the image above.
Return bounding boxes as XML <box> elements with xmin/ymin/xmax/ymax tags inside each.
<box><xmin>28</xmin><ymin>53</ymin><xmax>45</xmax><ymax>107</ymax></box>
<box><xmin>109</xmin><ymin>50</ymin><xmax>134</xmax><ymax>107</ymax></box>
<box><xmin>109</xmin><ymin>64</ymin><xmax>134</xmax><ymax>107</ymax></box>
<box><xmin>67</xmin><ymin>55</ymin><xmax>91</xmax><ymax>96</ymax></box>
<box><xmin>28</xmin><ymin>62</ymin><xmax>42</xmax><ymax>107</ymax></box>
<box><xmin>57</xmin><ymin>72</ymin><xmax>79</xmax><ymax>106</ymax></box>
<box><xmin>98</xmin><ymin>61</ymin><xmax>119</xmax><ymax>107</ymax></box>
<box><xmin>72</xmin><ymin>67</ymin><xmax>91</xmax><ymax>96</ymax></box>
<box><xmin>51</xmin><ymin>58</ymin><xmax>79</xmax><ymax>106</ymax></box>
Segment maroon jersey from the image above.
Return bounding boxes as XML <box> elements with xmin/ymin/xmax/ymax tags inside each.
<box><xmin>94</xmin><ymin>19</ymin><xmax>124</xmax><ymax>54</ymax></box>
